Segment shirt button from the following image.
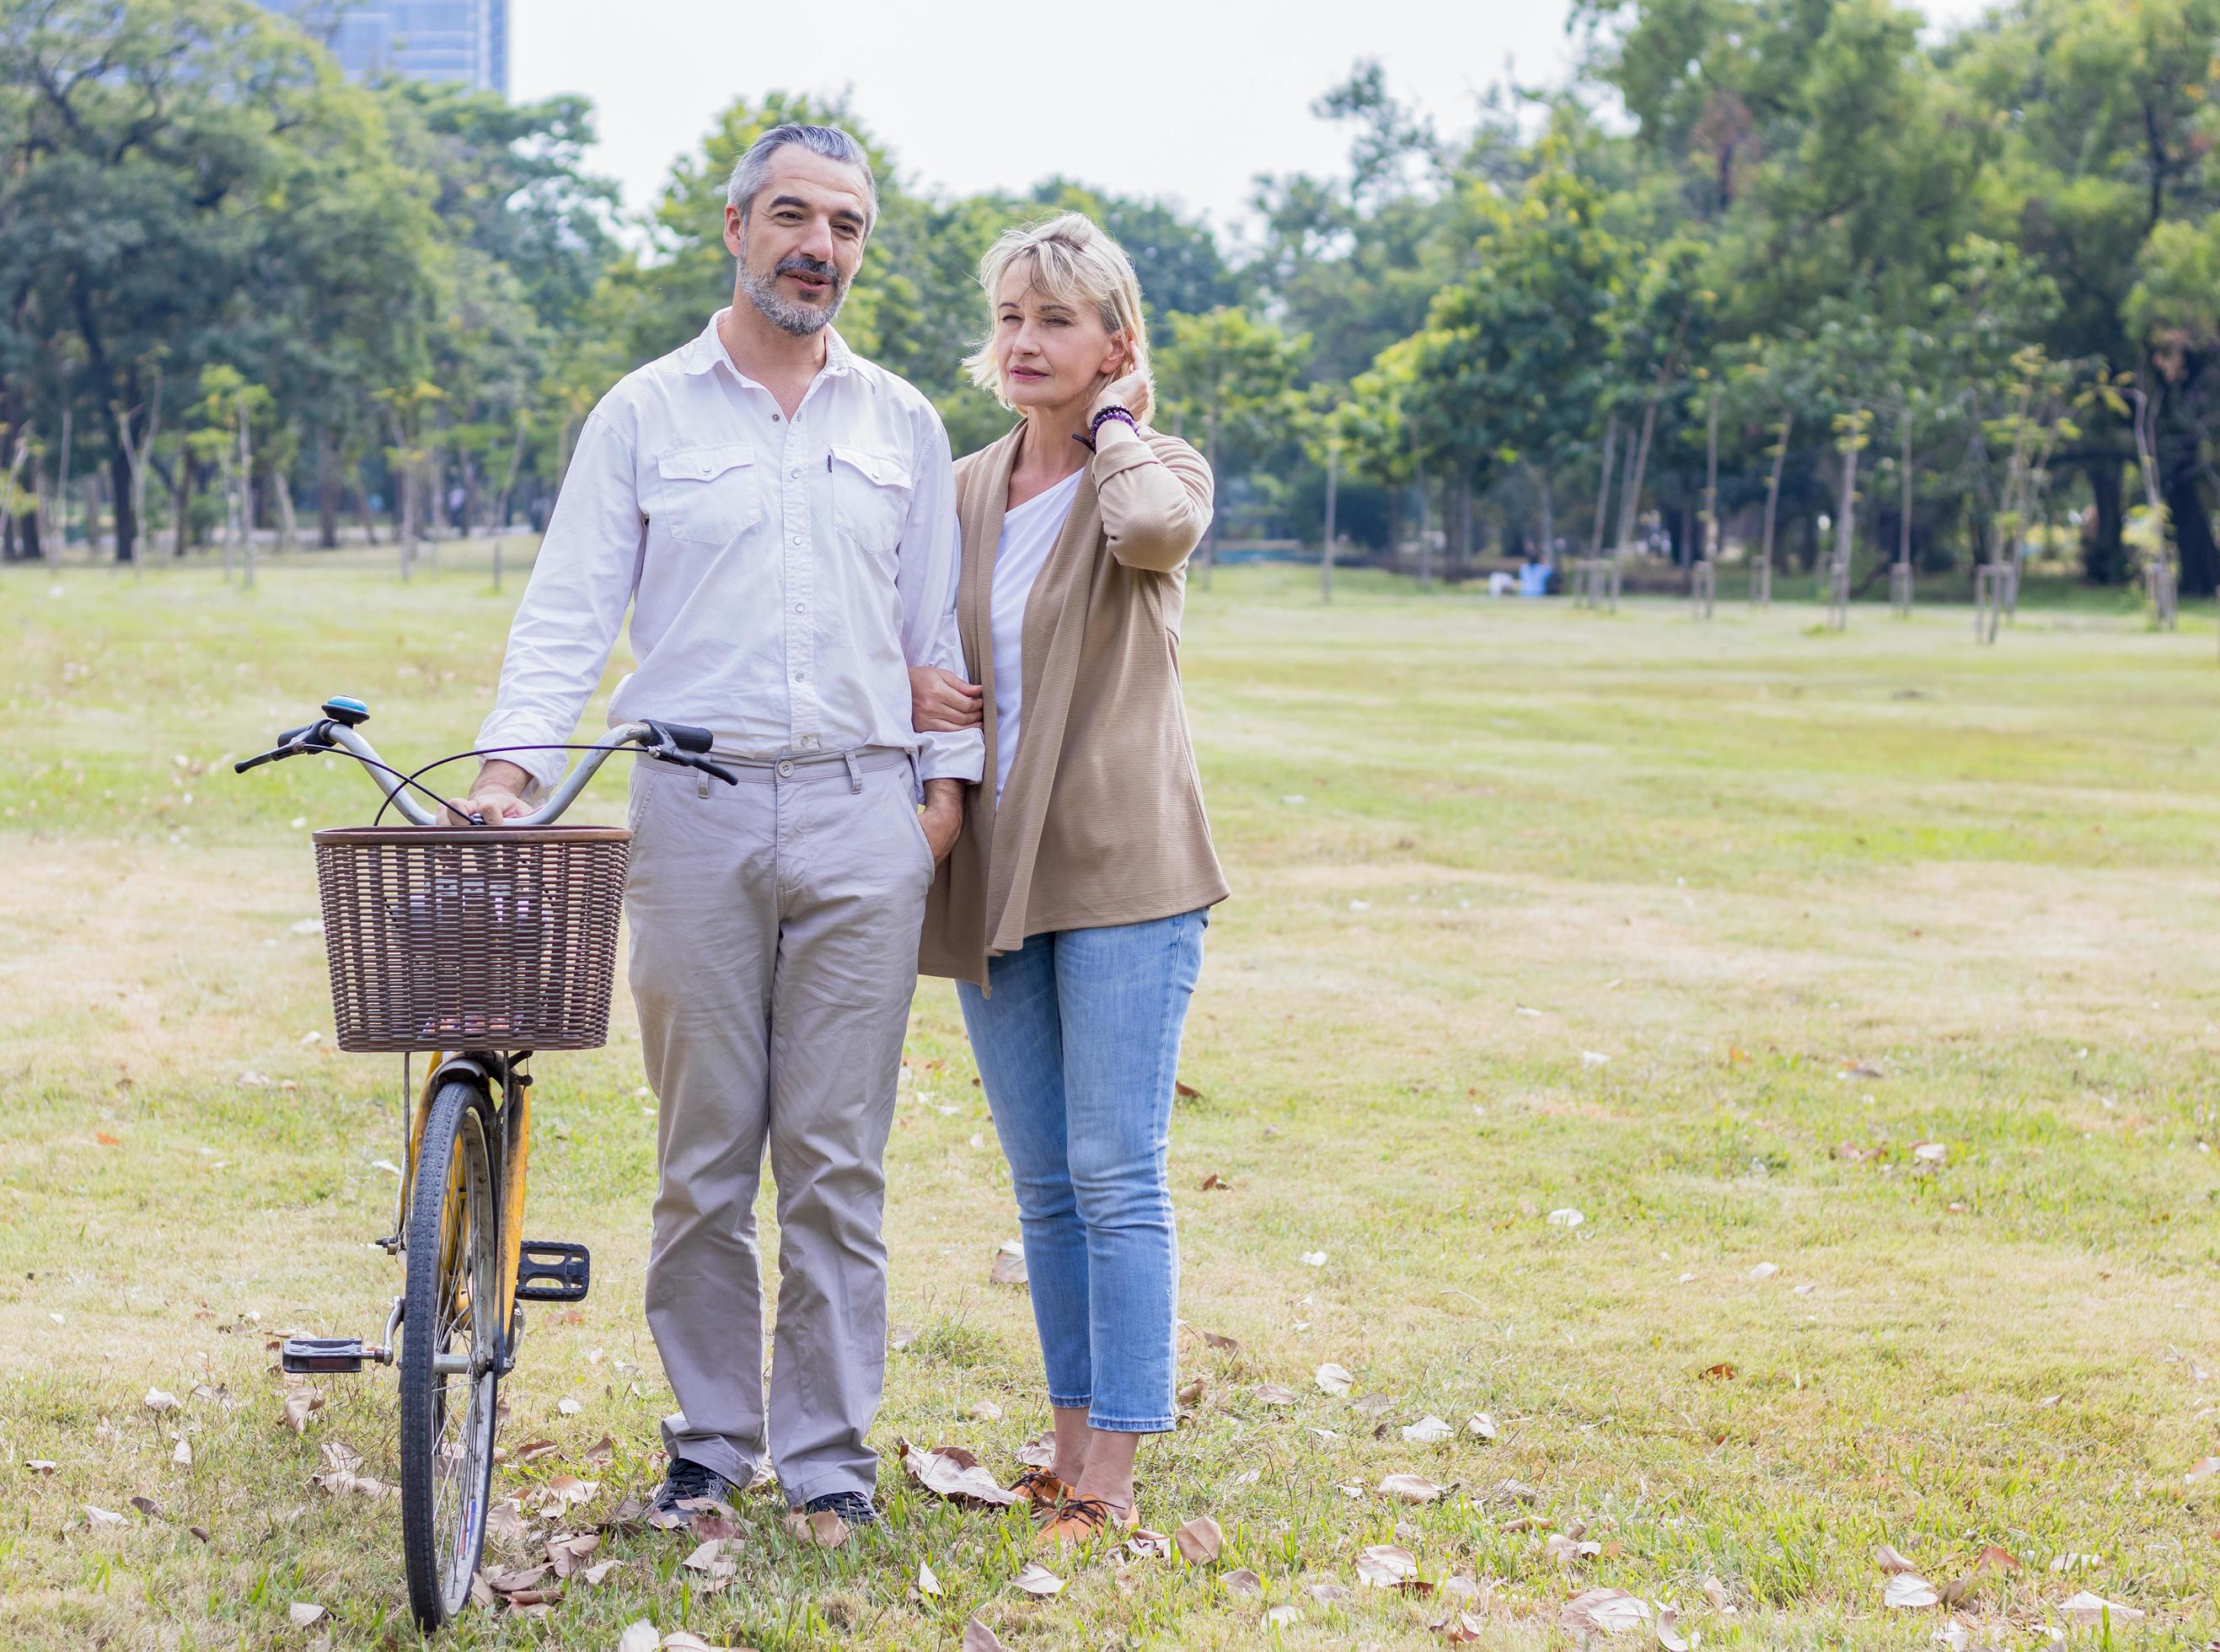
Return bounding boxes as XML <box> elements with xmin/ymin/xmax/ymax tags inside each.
<box><xmin>790</xmin><ymin>467</ymin><xmax>802</xmax><ymax>478</ymax></box>
<box><xmin>793</xmin><ymin>602</ymin><xmax>806</xmax><ymax>613</ymax></box>
<box><xmin>777</xmin><ymin>760</ymin><xmax>795</xmax><ymax>778</ymax></box>
<box><xmin>793</xmin><ymin>670</ymin><xmax>807</xmax><ymax>682</ymax></box>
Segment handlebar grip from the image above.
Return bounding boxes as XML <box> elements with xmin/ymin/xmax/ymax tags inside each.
<box><xmin>233</xmin><ymin>751</ymin><xmax>277</xmax><ymax>775</ymax></box>
<box><xmin>649</xmin><ymin>720</ymin><xmax>715</xmax><ymax>754</ymax></box>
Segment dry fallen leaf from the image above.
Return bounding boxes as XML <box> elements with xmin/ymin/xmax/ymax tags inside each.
<box><xmin>548</xmin><ymin>1532</ymin><xmax>601</xmax><ymax>1577</ymax></box>
<box><xmin>1701</xmin><ymin>1575</ymin><xmax>1733</xmax><ymax>1612</ymax></box>
<box><xmin>1016</xmin><ymin>1431</ymin><xmax>1057</xmax><ymax>1468</ymax></box>
<box><xmin>555</xmin><ymin>1396</ymin><xmax>582</xmax><ymax>1417</ymax></box>
<box><xmin>782</xmin><ymin>1509</ymin><xmax>849</xmax><ymax>1548</ymax></box>
<box><xmin>1560</xmin><ymin>1587</ymin><xmax>1650</xmax><ymax>1636</ymax></box>
<box><xmin>1381</xmin><ymin>1473</ymin><xmax>1452</xmax><ymax>1504</ymax></box>
<box><xmin>1255</xmin><ymin>1383</ymin><xmax>1299</xmax><ymax>1407</ymax></box>
<box><xmin>1129</xmin><ymin>1527</ymin><xmax>1173</xmax><ymax>1560</ymax></box>
<box><xmin>1883</xmin><ymin>1574</ymin><xmax>1940</xmax><ymax>1609</ymax></box>
<box><xmin>1656</xmin><ymin>1603</ymin><xmax>1692</xmax><ymax>1651</ymax></box>
<box><xmin>1699</xmin><ymin>1363</ymin><xmax>1736</xmax><ymax>1381</ymax></box>
<box><xmin>2187</xmin><ymin>1456</ymin><xmax>2220</xmax><ymax>1483</ymax></box>
<box><xmin>917</xmin><ymin>1560</ymin><xmax>941</xmax><ymax>1597</ymax></box>
<box><xmin>1200</xmin><ymin>1328</ymin><xmax>1240</xmax><ymax>1354</ymax></box>
<box><xmin>1874</xmin><ymin>1543</ymin><xmax>1919</xmax><ymax>1575</ymax></box>
<box><xmin>1306</xmin><ymin>1580</ymin><xmax>1353</xmax><ymax>1604</ymax></box>
<box><xmin>28</xmin><ymin>1460</ymin><xmax>57</xmax><ymax>1475</ymax></box>
<box><xmin>582</xmin><ymin>1558</ymin><xmax>623</xmax><ymax>1586</ymax></box>
<box><xmin>512</xmin><ymin>1439</ymin><xmax>560</xmax><ymax>1465</ymax></box>
<box><xmin>659</xmin><ymin>1634</ymin><xmax>720</xmax><ymax>1652</ymax></box>
<box><xmin>1467</xmin><ymin>1413</ymin><xmax>1499</xmax><ymax>1441</ymax></box>
<box><xmin>989</xmin><ymin>1241</ymin><xmax>1029</xmax><ymax>1287</ymax></box>
<box><xmin>1316</xmin><ymin>1363</ymin><xmax>1354</xmax><ymax>1397</ymax></box>
<box><xmin>280</xmin><ymin>1384</ymin><xmax>324</xmax><ymax>1433</ymax></box>
<box><xmin>1402</xmin><ymin>1414</ymin><xmax>1453</xmax><ymax>1444</ymax></box>
<box><xmin>1267</xmin><ymin>1604</ymin><xmax>1303</xmax><ymax>1628</ymax></box>
<box><xmin>1435</xmin><ymin>1609</ymin><xmax>1487</xmax><ymax>1643</ymax></box>
<box><xmin>1747</xmin><ymin>1263</ymin><xmax>1778</xmax><ymax>1281</ymax></box>
<box><xmin>1012</xmin><ymin>1561</ymin><xmax>1065</xmax><ymax>1596</ymax></box>
<box><xmin>1355</xmin><ymin>1543</ymin><xmax>1418</xmax><ymax>1588</ymax></box>
<box><xmin>616</xmin><ymin>1622</ymin><xmax>661</xmax><ymax>1652</ymax></box>
<box><xmin>172</xmin><ymin>1437</ymin><xmax>192</xmax><ymax>1467</ymax></box>
<box><xmin>1547</xmin><ymin>1208</ymin><xmax>1585</xmax><ymax>1228</ymax></box>
<box><xmin>1223</xmin><ymin>1567</ymin><xmax>1263</xmax><ymax>1597</ymax></box>
<box><xmin>681</xmin><ymin>1539</ymin><xmax>727</xmax><ymax>1574</ymax></box>
<box><xmin>287</xmin><ymin>1602</ymin><xmax>325</xmax><ymax>1628</ymax></box>
<box><xmin>1971</xmin><ymin>1543</ymin><xmax>2021</xmax><ymax>1574</ymax></box>
<box><xmin>963</xmin><ymin>1619</ymin><xmax>1006</xmax><ymax>1652</ymax></box>
<box><xmin>144</xmin><ymin>1388</ymin><xmax>181</xmax><ymax>1413</ymax></box>
<box><xmin>84</xmin><ymin>1505</ymin><xmax>126</xmax><ymax>1529</ymax></box>
<box><xmin>2057</xmin><ymin>1591</ymin><xmax>2145</xmax><ymax>1628</ymax></box>
<box><xmin>898</xmin><ymin>1440</ymin><xmax>1022</xmax><ymax>1508</ymax></box>
<box><xmin>1175</xmin><ymin>1514</ymin><xmax>1223</xmax><ymax>1564</ymax></box>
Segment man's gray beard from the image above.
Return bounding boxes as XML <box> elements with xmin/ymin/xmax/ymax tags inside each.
<box><xmin>737</xmin><ymin>249</ymin><xmax>847</xmax><ymax>339</ymax></box>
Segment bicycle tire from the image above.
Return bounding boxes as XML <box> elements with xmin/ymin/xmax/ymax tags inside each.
<box><xmin>399</xmin><ymin>1079</ymin><xmax>501</xmax><ymax>1630</ymax></box>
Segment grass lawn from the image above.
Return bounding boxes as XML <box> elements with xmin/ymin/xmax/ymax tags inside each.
<box><xmin>3</xmin><ymin>554</ymin><xmax>2217</xmax><ymax>1649</ymax></box>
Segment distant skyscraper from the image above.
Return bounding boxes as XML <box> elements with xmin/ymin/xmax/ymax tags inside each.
<box><xmin>256</xmin><ymin>1</ymin><xmax>509</xmax><ymax>97</ymax></box>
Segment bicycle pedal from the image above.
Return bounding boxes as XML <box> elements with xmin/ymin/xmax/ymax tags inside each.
<box><xmin>515</xmin><ymin>1240</ymin><xmax>591</xmax><ymax>1303</ymax></box>
<box><xmin>282</xmin><ymin>1336</ymin><xmax>370</xmax><ymax>1375</ymax></box>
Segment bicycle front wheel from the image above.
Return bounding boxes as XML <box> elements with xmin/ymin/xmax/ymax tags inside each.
<box><xmin>399</xmin><ymin>1079</ymin><xmax>502</xmax><ymax>1630</ymax></box>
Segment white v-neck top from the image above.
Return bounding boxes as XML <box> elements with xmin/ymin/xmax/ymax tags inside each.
<box><xmin>989</xmin><ymin>465</ymin><xmax>1085</xmax><ymax>802</ymax></box>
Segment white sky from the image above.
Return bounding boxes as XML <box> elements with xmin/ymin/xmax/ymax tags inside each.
<box><xmin>512</xmin><ymin>0</ymin><xmax>1997</xmax><ymax>244</ymax></box>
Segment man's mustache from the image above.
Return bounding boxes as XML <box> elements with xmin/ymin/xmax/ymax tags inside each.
<box><xmin>777</xmin><ymin>254</ymin><xmax>841</xmax><ymax>287</ymax></box>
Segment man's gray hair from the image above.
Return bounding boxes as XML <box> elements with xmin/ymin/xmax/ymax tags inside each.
<box><xmin>725</xmin><ymin>124</ymin><xmax>878</xmax><ymax>232</ymax></box>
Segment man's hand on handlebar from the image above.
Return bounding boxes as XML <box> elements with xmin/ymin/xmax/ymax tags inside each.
<box><xmin>442</xmin><ymin>758</ymin><xmax>536</xmax><ymax>826</ymax></box>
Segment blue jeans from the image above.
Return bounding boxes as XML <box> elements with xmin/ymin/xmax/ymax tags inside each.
<box><xmin>957</xmin><ymin>909</ymin><xmax>1207</xmax><ymax>1433</ymax></box>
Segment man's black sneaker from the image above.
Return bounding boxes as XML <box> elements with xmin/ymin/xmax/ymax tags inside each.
<box><xmin>648</xmin><ymin>1456</ymin><xmax>737</xmax><ymax>1524</ymax></box>
<box><xmin>802</xmin><ymin>1489</ymin><xmax>878</xmax><ymax>1530</ymax></box>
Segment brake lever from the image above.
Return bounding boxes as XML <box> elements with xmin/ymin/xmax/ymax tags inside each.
<box><xmin>642</xmin><ymin>741</ymin><xmax>740</xmax><ymax>786</ymax></box>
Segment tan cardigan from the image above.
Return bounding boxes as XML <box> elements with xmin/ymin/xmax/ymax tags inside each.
<box><xmin>918</xmin><ymin>420</ymin><xmax>1231</xmax><ymax>985</ymax></box>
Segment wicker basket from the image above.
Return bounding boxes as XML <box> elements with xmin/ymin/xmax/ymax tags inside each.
<box><xmin>312</xmin><ymin>826</ymin><xmax>632</xmax><ymax>1053</ymax></box>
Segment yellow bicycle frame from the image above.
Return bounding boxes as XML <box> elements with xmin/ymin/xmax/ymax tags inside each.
<box><xmin>399</xmin><ymin>1054</ymin><xmax>533</xmax><ymax>1350</ymax></box>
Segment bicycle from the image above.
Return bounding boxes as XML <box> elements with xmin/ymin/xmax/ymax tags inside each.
<box><xmin>235</xmin><ymin>697</ymin><xmax>737</xmax><ymax>1631</ymax></box>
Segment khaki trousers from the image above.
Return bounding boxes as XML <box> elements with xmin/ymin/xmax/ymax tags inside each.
<box><xmin>624</xmin><ymin>746</ymin><xmax>933</xmax><ymax>1504</ymax></box>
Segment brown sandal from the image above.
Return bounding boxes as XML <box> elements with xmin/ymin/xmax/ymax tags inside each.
<box><xmin>1036</xmin><ymin>1493</ymin><xmax>1139</xmax><ymax>1548</ymax></box>
<box><xmin>1009</xmin><ymin>1467</ymin><xmax>1070</xmax><ymax>1521</ymax></box>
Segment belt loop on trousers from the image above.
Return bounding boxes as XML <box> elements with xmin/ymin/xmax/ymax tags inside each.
<box><xmin>696</xmin><ymin>770</ymin><xmax>710</xmax><ymax>800</ymax></box>
<box><xmin>843</xmin><ymin>751</ymin><xmax>863</xmax><ymax>794</ymax></box>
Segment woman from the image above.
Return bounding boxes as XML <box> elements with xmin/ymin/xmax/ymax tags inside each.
<box><xmin>912</xmin><ymin>212</ymin><xmax>1228</xmax><ymax>1547</ymax></box>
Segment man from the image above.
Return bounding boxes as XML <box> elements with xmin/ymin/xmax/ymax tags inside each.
<box><xmin>463</xmin><ymin>124</ymin><xmax>981</xmax><ymax>1530</ymax></box>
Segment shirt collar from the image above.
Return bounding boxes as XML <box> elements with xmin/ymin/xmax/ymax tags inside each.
<box><xmin>686</xmin><ymin>308</ymin><xmax>855</xmax><ymax>382</ymax></box>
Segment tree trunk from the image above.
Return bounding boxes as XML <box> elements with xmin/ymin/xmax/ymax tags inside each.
<box><xmin>1536</xmin><ymin>466</ymin><xmax>1555</xmax><ymax>563</ymax></box>
<box><xmin>1321</xmin><ymin>443</ymin><xmax>1337</xmax><ymax>603</ymax></box>
<box><xmin>174</xmin><ymin>458</ymin><xmax>191</xmax><ymax>558</ymax></box>
<box><xmin>1414</xmin><ymin>468</ymin><xmax>1432</xmax><ymax>587</ymax></box>
<box><xmin>351</xmin><ymin>471</ymin><xmax>379</xmax><ymax>544</ymax></box>
<box><xmin>106</xmin><ymin>440</ymin><xmax>135</xmax><ymax>564</ymax></box>
<box><xmin>16</xmin><ymin>501</ymin><xmax>38</xmax><ymax>561</ymax></box>
<box><xmin>1589</xmin><ymin>412</ymin><xmax>1617</xmax><ymax>560</ymax></box>
<box><xmin>2080</xmin><ymin>452</ymin><xmax>2126</xmax><ymax>583</ymax></box>
<box><xmin>2164</xmin><ymin>464</ymin><xmax>2217</xmax><ymax>598</ymax></box>
<box><xmin>317</xmin><ymin>427</ymin><xmax>341</xmax><ymax>549</ymax></box>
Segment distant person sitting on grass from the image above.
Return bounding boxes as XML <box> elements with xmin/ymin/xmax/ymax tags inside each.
<box><xmin>908</xmin><ymin>212</ymin><xmax>1228</xmax><ymax>1549</ymax></box>
<box><xmin>1520</xmin><ymin>546</ymin><xmax>1553</xmax><ymax>598</ymax></box>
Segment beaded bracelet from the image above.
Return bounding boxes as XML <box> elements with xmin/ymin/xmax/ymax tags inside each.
<box><xmin>1090</xmin><ymin>405</ymin><xmax>1139</xmax><ymax>442</ymax></box>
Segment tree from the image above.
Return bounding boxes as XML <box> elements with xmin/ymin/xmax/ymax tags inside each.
<box><xmin>0</xmin><ymin>0</ymin><xmax>434</xmax><ymax>564</ymax></box>
<box><xmin>1156</xmin><ymin>308</ymin><xmax>1309</xmax><ymax>579</ymax></box>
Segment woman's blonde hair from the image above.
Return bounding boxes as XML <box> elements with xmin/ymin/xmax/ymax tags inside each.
<box><xmin>963</xmin><ymin>212</ymin><xmax>1154</xmax><ymax>422</ymax></box>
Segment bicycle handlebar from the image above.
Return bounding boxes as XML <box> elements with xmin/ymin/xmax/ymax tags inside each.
<box><xmin>235</xmin><ymin>706</ymin><xmax>738</xmax><ymax>828</ymax></box>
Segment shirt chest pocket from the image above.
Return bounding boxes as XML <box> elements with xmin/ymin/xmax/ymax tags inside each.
<box><xmin>830</xmin><ymin>445</ymin><xmax>913</xmax><ymax>561</ymax></box>
<box><xmin>653</xmin><ymin>443</ymin><xmax>761</xmax><ymax>547</ymax></box>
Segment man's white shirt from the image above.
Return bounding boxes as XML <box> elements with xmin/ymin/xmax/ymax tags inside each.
<box><xmin>479</xmin><ymin>311</ymin><xmax>984</xmax><ymax>794</ymax></box>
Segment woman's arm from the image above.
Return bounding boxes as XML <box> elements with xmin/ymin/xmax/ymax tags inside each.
<box><xmin>1091</xmin><ymin>422</ymin><xmax>1215</xmax><ymax>574</ymax></box>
